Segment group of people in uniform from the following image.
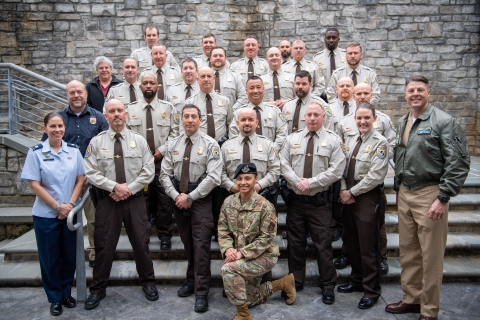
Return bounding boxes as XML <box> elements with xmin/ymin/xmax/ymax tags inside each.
<box><xmin>21</xmin><ymin>25</ymin><xmax>471</xmax><ymax>320</ymax></box>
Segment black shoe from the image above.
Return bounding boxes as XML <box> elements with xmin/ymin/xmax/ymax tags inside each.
<box><xmin>222</xmin><ymin>289</ymin><xmax>227</xmax><ymax>298</ymax></box>
<box><xmin>337</xmin><ymin>284</ymin><xmax>364</xmax><ymax>293</ymax></box>
<box><xmin>358</xmin><ymin>296</ymin><xmax>378</xmax><ymax>309</ymax></box>
<box><xmin>50</xmin><ymin>302</ymin><xmax>63</xmax><ymax>316</ymax></box>
<box><xmin>281</xmin><ymin>285</ymin><xmax>303</xmax><ymax>298</ymax></box>
<box><xmin>282</xmin><ymin>231</ymin><xmax>288</xmax><ymax>239</ymax></box>
<box><xmin>333</xmin><ymin>229</ymin><xmax>341</xmax><ymax>241</ymax></box>
<box><xmin>194</xmin><ymin>295</ymin><xmax>208</xmax><ymax>313</ymax></box>
<box><xmin>381</xmin><ymin>260</ymin><xmax>389</xmax><ymax>275</ymax></box>
<box><xmin>88</xmin><ymin>260</ymin><xmax>95</xmax><ymax>268</ymax></box>
<box><xmin>177</xmin><ymin>282</ymin><xmax>194</xmax><ymax>297</ymax></box>
<box><xmin>160</xmin><ymin>240</ymin><xmax>171</xmax><ymax>250</ymax></box>
<box><xmin>62</xmin><ymin>296</ymin><xmax>76</xmax><ymax>308</ymax></box>
<box><xmin>143</xmin><ymin>285</ymin><xmax>159</xmax><ymax>301</ymax></box>
<box><xmin>334</xmin><ymin>256</ymin><xmax>349</xmax><ymax>269</ymax></box>
<box><xmin>322</xmin><ymin>288</ymin><xmax>335</xmax><ymax>305</ymax></box>
<box><xmin>306</xmin><ymin>236</ymin><xmax>314</xmax><ymax>247</ymax></box>
<box><xmin>84</xmin><ymin>292</ymin><xmax>106</xmax><ymax>310</ymax></box>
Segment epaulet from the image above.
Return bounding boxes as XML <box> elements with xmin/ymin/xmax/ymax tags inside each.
<box><xmin>131</xmin><ymin>47</ymin><xmax>144</xmax><ymax>53</ymax></box>
<box><xmin>338</xmin><ymin>48</ymin><xmax>346</xmax><ymax>52</ymax></box>
<box><xmin>256</xmin><ymin>134</ymin><xmax>272</xmax><ymax>142</ymax></box>
<box><xmin>216</xmin><ymin>92</ymin><xmax>229</xmax><ymax>100</ymax></box>
<box><xmin>110</xmin><ymin>82</ymin><xmax>123</xmax><ymax>89</ymax></box>
<box><xmin>376</xmin><ymin>110</ymin><xmax>389</xmax><ymax>118</ymax></box>
<box><xmin>128</xmin><ymin>100</ymin><xmax>139</xmax><ymax>105</ymax></box>
<box><xmin>332</xmin><ymin>66</ymin><xmax>346</xmax><ymax>74</ymax></box>
<box><xmin>168</xmin><ymin>65</ymin><xmax>179</xmax><ymax>71</ymax></box>
<box><xmin>285</xmin><ymin>97</ymin><xmax>296</xmax><ymax>104</ymax></box>
<box><xmin>170</xmin><ymin>82</ymin><xmax>182</xmax><ymax>87</ymax></box>
<box><xmin>258</xmin><ymin>57</ymin><xmax>267</xmax><ymax>62</ymax></box>
<box><xmin>130</xmin><ymin>130</ymin><xmax>141</xmax><ymax>136</ymax></box>
<box><xmin>324</xmin><ymin>128</ymin><xmax>336</xmax><ymax>135</ymax></box>
<box><xmin>282</xmin><ymin>60</ymin><xmax>293</xmax><ymax>66</ymax></box>
<box><xmin>143</xmin><ymin>66</ymin><xmax>154</xmax><ymax>71</ymax></box>
<box><xmin>31</xmin><ymin>143</ymin><xmax>43</xmax><ymax>151</ymax></box>
<box><xmin>361</xmin><ymin>65</ymin><xmax>375</xmax><ymax>72</ymax></box>
<box><xmin>328</xmin><ymin>101</ymin><xmax>337</xmax><ymax>106</ymax></box>
<box><xmin>67</xmin><ymin>142</ymin><xmax>79</xmax><ymax>149</ymax></box>
<box><xmin>97</xmin><ymin>131</ymin><xmax>107</xmax><ymax>136</ymax></box>
<box><xmin>340</xmin><ymin>112</ymin><xmax>354</xmax><ymax>120</ymax></box>
<box><xmin>200</xmin><ymin>131</ymin><xmax>217</xmax><ymax>143</ymax></box>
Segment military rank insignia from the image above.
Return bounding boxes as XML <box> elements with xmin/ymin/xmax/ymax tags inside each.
<box><xmin>212</xmin><ymin>146</ymin><xmax>220</xmax><ymax>159</ymax></box>
<box><xmin>377</xmin><ymin>146</ymin><xmax>387</xmax><ymax>159</ymax></box>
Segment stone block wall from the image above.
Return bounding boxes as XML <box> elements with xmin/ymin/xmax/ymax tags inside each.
<box><xmin>0</xmin><ymin>0</ymin><xmax>479</xmax><ymax>153</ymax></box>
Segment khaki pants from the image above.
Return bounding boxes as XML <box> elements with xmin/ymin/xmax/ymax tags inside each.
<box><xmin>83</xmin><ymin>185</ymin><xmax>95</xmax><ymax>262</ymax></box>
<box><xmin>398</xmin><ymin>184</ymin><xmax>448</xmax><ymax>318</ymax></box>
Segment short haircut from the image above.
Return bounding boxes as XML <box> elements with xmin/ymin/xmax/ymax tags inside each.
<box><xmin>295</xmin><ymin>70</ymin><xmax>312</xmax><ymax>83</ymax></box>
<box><xmin>246</xmin><ymin>75</ymin><xmax>263</xmax><ymax>86</ymax></box>
<box><xmin>202</xmin><ymin>33</ymin><xmax>216</xmax><ymax>42</ymax></box>
<box><xmin>292</xmin><ymin>39</ymin><xmax>305</xmax><ymax>47</ymax></box>
<box><xmin>123</xmin><ymin>58</ymin><xmax>138</xmax><ymax>68</ymax></box>
<box><xmin>245</xmin><ymin>35</ymin><xmax>258</xmax><ymax>41</ymax></box>
<box><xmin>210</xmin><ymin>46</ymin><xmax>227</xmax><ymax>57</ymax></box>
<box><xmin>356</xmin><ymin>102</ymin><xmax>376</xmax><ymax>117</ymax></box>
<box><xmin>181</xmin><ymin>57</ymin><xmax>198</xmax><ymax>69</ymax></box>
<box><xmin>405</xmin><ymin>75</ymin><xmax>429</xmax><ymax>87</ymax></box>
<box><xmin>325</xmin><ymin>28</ymin><xmax>339</xmax><ymax>35</ymax></box>
<box><xmin>346</xmin><ymin>41</ymin><xmax>362</xmax><ymax>52</ymax></box>
<box><xmin>182</xmin><ymin>104</ymin><xmax>202</xmax><ymax>118</ymax></box>
<box><xmin>93</xmin><ymin>56</ymin><xmax>113</xmax><ymax>70</ymax></box>
<box><xmin>43</xmin><ymin>112</ymin><xmax>65</xmax><ymax>126</ymax></box>
<box><xmin>151</xmin><ymin>44</ymin><xmax>166</xmax><ymax>52</ymax></box>
<box><xmin>144</xmin><ymin>25</ymin><xmax>159</xmax><ymax>36</ymax></box>
<box><xmin>138</xmin><ymin>73</ymin><xmax>156</xmax><ymax>83</ymax></box>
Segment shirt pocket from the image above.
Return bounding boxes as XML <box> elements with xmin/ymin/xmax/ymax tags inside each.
<box><xmin>314</xmin><ymin>148</ymin><xmax>331</xmax><ymax>170</ymax></box>
<box><xmin>96</xmin><ymin>151</ymin><xmax>114</xmax><ymax>174</ymax></box>
<box><xmin>251</xmin><ymin>153</ymin><xmax>267</xmax><ymax>174</ymax></box>
<box><xmin>290</xmin><ymin>147</ymin><xmax>305</xmax><ymax>168</ymax></box>
<box><xmin>156</xmin><ymin>118</ymin><xmax>171</xmax><ymax>137</ymax></box>
<box><xmin>190</xmin><ymin>154</ymin><xmax>207</xmax><ymax>182</ymax></box>
<box><xmin>214</xmin><ymin>107</ymin><xmax>227</xmax><ymax>123</ymax></box>
<box><xmin>129</xmin><ymin>119</ymin><xmax>142</xmax><ymax>129</ymax></box>
<box><xmin>124</xmin><ymin>150</ymin><xmax>143</xmax><ymax>176</ymax></box>
<box><xmin>226</xmin><ymin>153</ymin><xmax>242</xmax><ymax>174</ymax></box>
<box><xmin>423</xmin><ymin>136</ymin><xmax>442</xmax><ymax>162</ymax></box>
<box><xmin>355</xmin><ymin>152</ymin><xmax>371</xmax><ymax>176</ymax></box>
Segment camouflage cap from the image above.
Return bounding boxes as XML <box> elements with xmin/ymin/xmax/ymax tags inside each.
<box><xmin>233</xmin><ymin>162</ymin><xmax>258</xmax><ymax>179</ymax></box>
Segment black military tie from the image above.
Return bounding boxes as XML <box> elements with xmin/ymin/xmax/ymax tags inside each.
<box><xmin>346</xmin><ymin>136</ymin><xmax>362</xmax><ymax>189</ymax></box>
<box><xmin>243</xmin><ymin>137</ymin><xmax>250</xmax><ymax>163</ymax></box>
<box><xmin>145</xmin><ymin>105</ymin><xmax>155</xmax><ymax>154</ymax></box>
<box><xmin>295</xmin><ymin>61</ymin><xmax>301</xmax><ymax>75</ymax></box>
<box><xmin>330</xmin><ymin>50</ymin><xmax>336</xmax><ymax>75</ymax></box>
<box><xmin>207</xmin><ymin>57</ymin><xmax>211</xmax><ymax>68</ymax></box>
<box><xmin>129</xmin><ymin>84</ymin><xmax>136</xmax><ymax>103</ymax></box>
<box><xmin>185</xmin><ymin>85</ymin><xmax>192</xmax><ymax>99</ymax></box>
<box><xmin>114</xmin><ymin>133</ymin><xmax>126</xmax><ymax>184</ymax></box>
<box><xmin>273</xmin><ymin>71</ymin><xmax>281</xmax><ymax>101</ymax></box>
<box><xmin>303</xmin><ymin>131</ymin><xmax>315</xmax><ymax>179</ymax></box>
<box><xmin>214</xmin><ymin>71</ymin><xmax>221</xmax><ymax>93</ymax></box>
<box><xmin>248</xmin><ymin>59</ymin><xmax>254</xmax><ymax>79</ymax></box>
<box><xmin>180</xmin><ymin>137</ymin><xmax>192</xmax><ymax>193</ymax></box>
<box><xmin>157</xmin><ymin>68</ymin><xmax>164</xmax><ymax>100</ymax></box>
<box><xmin>343</xmin><ymin>101</ymin><xmax>350</xmax><ymax>116</ymax></box>
<box><xmin>254</xmin><ymin>105</ymin><xmax>262</xmax><ymax>135</ymax></box>
<box><xmin>292</xmin><ymin>98</ymin><xmax>302</xmax><ymax>132</ymax></box>
<box><xmin>206</xmin><ymin>94</ymin><xmax>215</xmax><ymax>138</ymax></box>
<box><xmin>351</xmin><ymin>70</ymin><xmax>357</xmax><ymax>86</ymax></box>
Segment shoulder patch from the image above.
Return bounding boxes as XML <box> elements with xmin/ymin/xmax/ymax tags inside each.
<box><xmin>173</xmin><ymin>114</ymin><xmax>180</xmax><ymax>124</ymax></box>
<box><xmin>85</xmin><ymin>144</ymin><xmax>92</xmax><ymax>158</ymax></box>
<box><xmin>67</xmin><ymin>143</ymin><xmax>79</xmax><ymax>149</ymax></box>
<box><xmin>377</xmin><ymin>146</ymin><xmax>387</xmax><ymax>159</ymax></box>
<box><xmin>324</xmin><ymin>105</ymin><xmax>332</xmax><ymax>117</ymax></box>
<box><xmin>211</xmin><ymin>146</ymin><xmax>220</xmax><ymax>159</ymax></box>
<box><xmin>279</xmin><ymin>113</ymin><xmax>287</xmax><ymax>122</ymax></box>
<box><xmin>31</xmin><ymin>143</ymin><xmax>43</xmax><ymax>151</ymax></box>
<box><xmin>390</xmin><ymin>120</ymin><xmax>397</xmax><ymax>132</ymax></box>
<box><xmin>341</xmin><ymin>142</ymin><xmax>347</xmax><ymax>155</ymax></box>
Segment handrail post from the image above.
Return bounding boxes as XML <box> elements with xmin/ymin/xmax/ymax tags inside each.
<box><xmin>67</xmin><ymin>190</ymin><xmax>90</xmax><ymax>303</ymax></box>
<box><xmin>7</xmin><ymin>68</ymin><xmax>14</xmax><ymax>135</ymax></box>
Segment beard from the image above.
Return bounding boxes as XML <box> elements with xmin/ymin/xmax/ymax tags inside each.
<box><xmin>281</xmin><ymin>51</ymin><xmax>291</xmax><ymax>59</ymax></box>
<box><xmin>142</xmin><ymin>90</ymin><xmax>157</xmax><ymax>99</ymax></box>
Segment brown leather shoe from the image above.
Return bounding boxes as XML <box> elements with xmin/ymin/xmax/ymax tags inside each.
<box><xmin>385</xmin><ymin>300</ymin><xmax>421</xmax><ymax>314</ymax></box>
<box><xmin>418</xmin><ymin>316</ymin><xmax>437</xmax><ymax>320</ymax></box>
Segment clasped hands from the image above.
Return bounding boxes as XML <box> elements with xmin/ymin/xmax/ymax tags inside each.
<box><xmin>224</xmin><ymin>248</ymin><xmax>244</xmax><ymax>263</ymax></box>
<box><xmin>110</xmin><ymin>183</ymin><xmax>132</xmax><ymax>202</ymax></box>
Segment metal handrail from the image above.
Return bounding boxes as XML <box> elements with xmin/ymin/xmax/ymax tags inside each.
<box><xmin>67</xmin><ymin>190</ymin><xmax>90</xmax><ymax>303</ymax></box>
<box><xmin>0</xmin><ymin>63</ymin><xmax>66</xmax><ymax>91</ymax></box>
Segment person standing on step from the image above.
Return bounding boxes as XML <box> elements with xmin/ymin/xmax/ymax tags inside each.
<box><xmin>192</xmin><ymin>33</ymin><xmax>230</xmax><ymax>69</ymax></box>
<box><xmin>86</xmin><ymin>56</ymin><xmax>122</xmax><ymax>112</ymax></box>
<box><xmin>22</xmin><ymin>112</ymin><xmax>85</xmax><ymax>316</ymax></box>
<box><xmin>385</xmin><ymin>75</ymin><xmax>470</xmax><ymax>320</ymax></box>
<box><xmin>107</xmin><ymin>58</ymin><xmax>142</xmax><ymax>105</ymax></box>
<box><xmin>166</xmin><ymin>58</ymin><xmax>200</xmax><ymax>113</ymax></box>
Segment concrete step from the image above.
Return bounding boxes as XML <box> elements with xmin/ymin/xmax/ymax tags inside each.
<box><xmin>1</xmin><ymin>256</ymin><xmax>479</xmax><ymax>287</ymax></box>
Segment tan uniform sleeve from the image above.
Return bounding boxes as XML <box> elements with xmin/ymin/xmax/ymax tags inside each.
<box><xmin>308</xmin><ymin>135</ymin><xmax>346</xmax><ymax>189</ymax></box>
<box><xmin>189</xmin><ymin>141</ymin><xmax>223</xmax><ymax>200</ymax></box>
<box><xmin>257</xmin><ymin>142</ymin><xmax>281</xmax><ymax>189</ymax></box>
<box><xmin>127</xmin><ymin>136</ymin><xmax>155</xmax><ymax>194</ymax></box>
<box><xmin>158</xmin><ymin>104</ymin><xmax>180</xmax><ymax>156</ymax></box>
<box><xmin>279</xmin><ymin>137</ymin><xmax>302</xmax><ymax>186</ymax></box>
<box><xmin>84</xmin><ymin>137</ymin><xmax>118</xmax><ymax>192</ymax></box>
<box><xmin>159</xmin><ymin>140</ymin><xmax>179</xmax><ymax>200</ymax></box>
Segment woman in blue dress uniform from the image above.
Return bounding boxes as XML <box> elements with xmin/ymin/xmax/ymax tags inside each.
<box><xmin>21</xmin><ymin>112</ymin><xmax>85</xmax><ymax>316</ymax></box>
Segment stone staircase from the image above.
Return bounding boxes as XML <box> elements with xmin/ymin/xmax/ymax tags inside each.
<box><xmin>1</xmin><ymin>161</ymin><xmax>480</xmax><ymax>287</ymax></box>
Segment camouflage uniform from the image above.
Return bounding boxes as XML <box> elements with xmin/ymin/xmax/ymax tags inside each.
<box><xmin>219</xmin><ymin>192</ymin><xmax>280</xmax><ymax>307</ymax></box>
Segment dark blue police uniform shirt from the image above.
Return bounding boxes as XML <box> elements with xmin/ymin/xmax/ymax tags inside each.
<box><xmin>42</xmin><ymin>105</ymin><xmax>108</xmax><ymax>157</ymax></box>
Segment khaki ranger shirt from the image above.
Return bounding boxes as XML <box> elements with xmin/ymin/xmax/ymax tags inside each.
<box><xmin>230</xmin><ymin>56</ymin><xmax>269</xmax><ymax>84</ymax></box>
<box><xmin>340</xmin><ymin>128</ymin><xmax>388</xmax><ymax>196</ymax></box>
<box><xmin>165</xmin><ymin>81</ymin><xmax>200</xmax><ymax>113</ymax></box>
<box><xmin>218</xmin><ymin>192</ymin><xmax>279</xmax><ymax>261</ymax></box>
<box><xmin>140</xmin><ymin>65</ymin><xmax>182</xmax><ymax>96</ymax></box>
<box><xmin>312</xmin><ymin>47</ymin><xmax>346</xmax><ymax>88</ymax></box>
<box><xmin>279</xmin><ymin>127</ymin><xmax>346</xmax><ymax>195</ymax></box>
<box><xmin>107</xmin><ymin>81</ymin><xmax>142</xmax><ymax>105</ymax></box>
<box><xmin>338</xmin><ymin>110</ymin><xmax>396</xmax><ymax>160</ymax></box>
<box><xmin>193</xmin><ymin>54</ymin><xmax>231</xmax><ymax>69</ymax></box>
<box><xmin>125</xmin><ymin>98</ymin><xmax>180</xmax><ymax>156</ymax></box>
<box><xmin>220</xmin><ymin>133</ymin><xmax>280</xmax><ymax>191</ymax></box>
<box><xmin>160</xmin><ymin>130</ymin><xmax>222</xmax><ymax>201</ymax></box>
<box><xmin>260</xmin><ymin>69</ymin><xmax>295</xmax><ymax>103</ymax></box>
<box><xmin>229</xmin><ymin>102</ymin><xmax>288</xmax><ymax>152</ymax></box>
<box><xmin>329</xmin><ymin>98</ymin><xmax>356</xmax><ymax>134</ymax></box>
<box><xmin>281</xmin><ymin>58</ymin><xmax>326</xmax><ymax>97</ymax></box>
<box><xmin>84</xmin><ymin>127</ymin><xmax>155</xmax><ymax>194</ymax></box>
<box><xmin>283</xmin><ymin>93</ymin><xmax>332</xmax><ymax>134</ymax></box>
<box><xmin>212</xmin><ymin>67</ymin><xmax>248</xmax><ymax>110</ymax></box>
<box><xmin>130</xmin><ymin>47</ymin><xmax>179</xmax><ymax>71</ymax></box>
<box><xmin>327</xmin><ymin>64</ymin><xmax>381</xmax><ymax>103</ymax></box>
<box><xmin>183</xmin><ymin>91</ymin><xmax>232</xmax><ymax>140</ymax></box>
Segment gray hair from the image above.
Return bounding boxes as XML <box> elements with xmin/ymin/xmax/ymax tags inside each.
<box><xmin>93</xmin><ymin>56</ymin><xmax>113</xmax><ymax>70</ymax></box>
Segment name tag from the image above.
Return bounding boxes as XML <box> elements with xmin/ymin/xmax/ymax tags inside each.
<box><xmin>417</xmin><ymin>127</ymin><xmax>432</xmax><ymax>135</ymax></box>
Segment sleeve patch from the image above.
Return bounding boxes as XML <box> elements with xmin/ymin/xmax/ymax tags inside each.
<box><xmin>85</xmin><ymin>144</ymin><xmax>92</xmax><ymax>158</ymax></box>
<box><xmin>376</xmin><ymin>146</ymin><xmax>387</xmax><ymax>159</ymax></box>
<box><xmin>212</xmin><ymin>146</ymin><xmax>220</xmax><ymax>159</ymax></box>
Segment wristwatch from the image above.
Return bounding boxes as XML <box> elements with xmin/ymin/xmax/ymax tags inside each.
<box><xmin>349</xmin><ymin>190</ymin><xmax>354</xmax><ymax>197</ymax></box>
<box><xmin>437</xmin><ymin>194</ymin><xmax>450</xmax><ymax>204</ymax></box>
<box><xmin>68</xmin><ymin>201</ymin><xmax>76</xmax><ymax>207</ymax></box>
<box><xmin>187</xmin><ymin>195</ymin><xmax>194</xmax><ymax>203</ymax></box>
<box><xmin>56</xmin><ymin>203</ymin><xmax>61</xmax><ymax>211</ymax></box>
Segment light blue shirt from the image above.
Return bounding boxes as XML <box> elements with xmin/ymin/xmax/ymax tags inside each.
<box><xmin>21</xmin><ymin>139</ymin><xmax>85</xmax><ymax>218</ymax></box>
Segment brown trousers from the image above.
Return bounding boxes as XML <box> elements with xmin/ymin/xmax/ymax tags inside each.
<box><xmin>150</xmin><ymin>160</ymin><xmax>173</xmax><ymax>240</ymax></box>
<box><xmin>89</xmin><ymin>194</ymin><xmax>155</xmax><ymax>294</ymax></box>
<box><xmin>343</xmin><ymin>187</ymin><xmax>382</xmax><ymax>299</ymax></box>
<box><xmin>175</xmin><ymin>193</ymin><xmax>213</xmax><ymax>296</ymax></box>
<box><xmin>286</xmin><ymin>198</ymin><xmax>337</xmax><ymax>289</ymax></box>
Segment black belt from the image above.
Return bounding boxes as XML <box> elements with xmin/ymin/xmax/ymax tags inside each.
<box><xmin>291</xmin><ymin>190</ymin><xmax>329</xmax><ymax>204</ymax></box>
<box><xmin>354</xmin><ymin>181</ymin><xmax>384</xmax><ymax>189</ymax></box>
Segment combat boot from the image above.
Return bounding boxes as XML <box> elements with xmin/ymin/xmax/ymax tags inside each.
<box><xmin>232</xmin><ymin>302</ymin><xmax>252</xmax><ymax>320</ymax></box>
<box><xmin>271</xmin><ymin>273</ymin><xmax>296</xmax><ymax>305</ymax></box>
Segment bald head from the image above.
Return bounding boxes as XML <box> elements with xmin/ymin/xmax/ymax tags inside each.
<box><xmin>66</xmin><ymin>80</ymin><xmax>88</xmax><ymax>112</ymax></box>
<box><xmin>353</xmin><ymin>83</ymin><xmax>373</xmax><ymax>106</ymax></box>
<box><xmin>336</xmin><ymin>77</ymin><xmax>354</xmax><ymax>102</ymax></box>
<box><xmin>266</xmin><ymin>47</ymin><xmax>282</xmax><ymax>71</ymax></box>
<box><xmin>236</xmin><ymin>108</ymin><xmax>258</xmax><ymax>137</ymax></box>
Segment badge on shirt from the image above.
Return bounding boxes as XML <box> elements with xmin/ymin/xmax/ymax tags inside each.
<box><xmin>292</xmin><ymin>144</ymin><xmax>300</xmax><ymax>149</ymax></box>
<box><xmin>373</xmin><ymin>121</ymin><xmax>378</xmax><ymax>129</ymax></box>
<box><xmin>341</xmin><ymin>143</ymin><xmax>347</xmax><ymax>155</ymax></box>
<box><xmin>318</xmin><ymin>62</ymin><xmax>324</xmax><ymax>66</ymax></box>
<box><xmin>342</xmin><ymin>57</ymin><xmax>345</xmax><ymax>63</ymax></box>
<box><xmin>229</xmin><ymin>149</ymin><xmax>237</xmax><ymax>154</ymax></box>
<box><xmin>418</xmin><ymin>127</ymin><xmax>432</xmax><ymax>135</ymax></box>
<box><xmin>305</xmin><ymin>67</ymin><xmax>309</xmax><ymax>72</ymax></box>
<box><xmin>257</xmin><ymin>145</ymin><xmax>263</xmax><ymax>152</ymax></box>
<box><xmin>180</xmin><ymin>78</ymin><xmax>184</xmax><ymax>82</ymax></box>
<box><xmin>118</xmin><ymin>96</ymin><xmax>125</xmax><ymax>99</ymax></box>
<box><xmin>324</xmin><ymin>106</ymin><xmax>332</xmax><ymax>117</ymax></box>
<box><xmin>85</xmin><ymin>145</ymin><xmax>92</xmax><ymax>158</ymax></box>
<box><xmin>174</xmin><ymin>114</ymin><xmax>180</xmax><ymax>124</ymax></box>
<box><xmin>170</xmin><ymin>74</ymin><xmax>175</xmax><ymax>80</ymax></box>
<box><xmin>364</xmin><ymin>77</ymin><xmax>368</xmax><ymax>83</ymax></box>
<box><xmin>197</xmin><ymin>147</ymin><xmax>203</xmax><ymax>155</ymax></box>
<box><xmin>130</xmin><ymin>141</ymin><xmax>136</xmax><ymax>149</ymax></box>
<box><xmin>227</xmin><ymin>77</ymin><xmax>232</xmax><ymax>82</ymax></box>
<box><xmin>390</xmin><ymin>120</ymin><xmax>397</xmax><ymax>132</ymax></box>
<box><xmin>285</xmin><ymin>111</ymin><xmax>291</xmax><ymax>115</ymax></box>
<box><xmin>162</xmin><ymin>111</ymin><xmax>166</xmax><ymax>119</ymax></box>
<box><xmin>212</xmin><ymin>146</ymin><xmax>220</xmax><ymax>159</ymax></box>
<box><xmin>101</xmin><ymin>148</ymin><xmax>109</xmax><ymax>152</ymax></box>
<box><xmin>285</xmin><ymin>75</ymin><xmax>290</xmax><ymax>81</ymax></box>
<box><xmin>264</xmin><ymin>82</ymin><xmax>269</xmax><ymax>85</ymax></box>
<box><xmin>321</xmin><ymin>140</ymin><xmax>327</xmax><ymax>147</ymax></box>
<box><xmin>218</xmin><ymin>100</ymin><xmax>223</xmax><ymax>107</ymax></box>
<box><xmin>90</xmin><ymin>118</ymin><xmax>97</xmax><ymax>124</ymax></box>
<box><xmin>173</xmin><ymin>150</ymin><xmax>179</xmax><ymax>155</ymax></box>
<box><xmin>345</xmin><ymin>127</ymin><xmax>352</xmax><ymax>132</ymax></box>
<box><xmin>172</xmin><ymin>96</ymin><xmax>178</xmax><ymax>100</ymax></box>
<box><xmin>365</xmin><ymin>145</ymin><xmax>372</xmax><ymax>153</ymax></box>
<box><xmin>260</xmin><ymin>65</ymin><xmax>264</xmax><ymax>70</ymax></box>
<box><xmin>377</xmin><ymin>146</ymin><xmax>387</xmax><ymax>159</ymax></box>
<box><xmin>132</xmin><ymin>115</ymin><xmax>138</xmax><ymax>119</ymax></box>
<box><xmin>268</xmin><ymin>112</ymin><xmax>272</xmax><ymax>119</ymax></box>
<box><xmin>67</xmin><ymin>156</ymin><xmax>72</xmax><ymax>160</ymax></box>
<box><xmin>279</xmin><ymin>113</ymin><xmax>286</xmax><ymax>122</ymax></box>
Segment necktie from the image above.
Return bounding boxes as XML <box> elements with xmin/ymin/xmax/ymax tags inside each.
<box><xmin>185</xmin><ymin>85</ymin><xmax>192</xmax><ymax>99</ymax></box>
<box><xmin>248</xmin><ymin>59</ymin><xmax>254</xmax><ymax>79</ymax></box>
<box><xmin>243</xmin><ymin>137</ymin><xmax>250</xmax><ymax>163</ymax></box>
<box><xmin>351</xmin><ymin>70</ymin><xmax>357</xmax><ymax>86</ymax></box>
<box><xmin>157</xmin><ymin>68</ymin><xmax>164</xmax><ymax>99</ymax></box>
<box><xmin>330</xmin><ymin>50</ymin><xmax>336</xmax><ymax>75</ymax></box>
<box><xmin>114</xmin><ymin>133</ymin><xmax>126</xmax><ymax>184</ymax></box>
<box><xmin>292</xmin><ymin>98</ymin><xmax>302</xmax><ymax>132</ymax></box>
<box><xmin>254</xmin><ymin>106</ymin><xmax>262</xmax><ymax>135</ymax></box>
<box><xmin>179</xmin><ymin>137</ymin><xmax>192</xmax><ymax>193</ymax></box>
<box><xmin>145</xmin><ymin>105</ymin><xmax>155</xmax><ymax>154</ymax></box>
<box><xmin>346</xmin><ymin>136</ymin><xmax>362</xmax><ymax>189</ymax></box>
<box><xmin>303</xmin><ymin>131</ymin><xmax>315</xmax><ymax>179</ymax></box>
<box><xmin>205</xmin><ymin>94</ymin><xmax>215</xmax><ymax>138</ymax></box>
<box><xmin>129</xmin><ymin>84</ymin><xmax>136</xmax><ymax>103</ymax></box>
<box><xmin>207</xmin><ymin>57</ymin><xmax>211</xmax><ymax>68</ymax></box>
<box><xmin>295</xmin><ymin>61</ymin><xmax>301</xmax><ymax>75</ymax></box>
<box><xmin>273</xmin><ymin>71</ymin><xmax>280</xmax><ymax>101</ymax></box>
<box><xmin>214</xmin><ymin>71</ymin><xmax>220</xmax><ymax>93</ymax></box>
<box><xmin>343</xmin><ymin>101</ymin><xmax>350</xmax><ymax>116</ymax></box>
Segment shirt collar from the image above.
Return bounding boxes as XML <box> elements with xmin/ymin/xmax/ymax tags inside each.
<box><xmin>360</xmin><ymin>127</ymin><xmax>375</xmax><ymax>142</ymax></box>
<box><xmin>66</xmin><ymin>105</ymin><xmax>90</xmax><ymax>116</ymax></box>
<box><xmin>416</xmin><ymin>103</ymin><xmax>434</xmax><ymax>120</ymax></box>
<box><xmin>346</xmin><ymin>64</ymin><xmax>362</xmax><ymax>74</ymax></box>
<box><xmin>186</xmin><ymin>130</ymin><xmax>201</xmax><ymax>144</ymax></box>
<box><xmin>42</xmin><ymin>139</ymin><xmax>69</xmax><ymax>154</ymax></box>
<box><xmin>268</xmin><ymin>68</ymin><xmax>282</xmax><ymax>76</ymax></box>
<box><xmin>237</xmin><ymin>133</ymin><xmax>255</xmax><ymax>144</ymax></box>
<box><xmin>302</xmin><ymin>126</ymin><xmax>323</xmax><ymax>138</ymax></box>
<box><xmin>107</xmin><ymin>127</ymin><xmax>127</xmax><ymax>140</ymax></box>
<box><xmin>248</xmin><ymin>101</ymin><xmax>264</xmax><ymax>111</ymax></box>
